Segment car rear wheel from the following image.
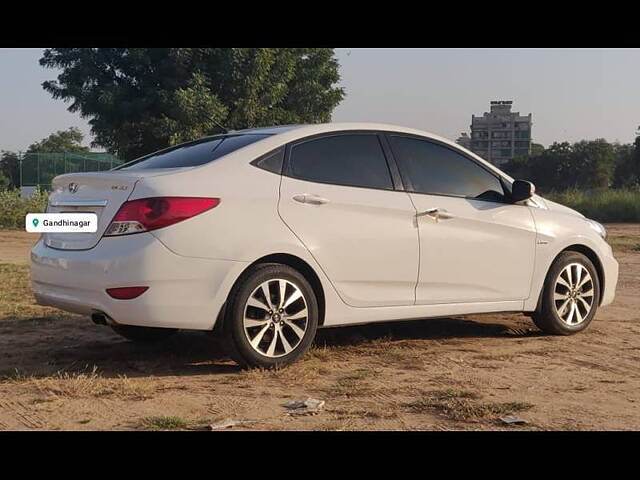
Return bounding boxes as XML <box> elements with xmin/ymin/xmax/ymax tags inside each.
<box><xmin>532</xmin><ymin>251</ymin><xmax>600</xmax><ymax>335</ymax></box>
<box><xmin>222</xmin><ymin>263</ymin><xmax>318</xmax><ymax>368</ymax></box>
<box><xmin>111</xmin><ymin>325</ymin><xmax>178</xmax><ymax>343</ymax></box>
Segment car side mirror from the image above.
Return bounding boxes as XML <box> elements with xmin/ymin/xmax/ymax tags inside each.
<box><xmin>511</xmin><ymin>180</ymin><xmax>535</xmax><ymax>203</ymax></box>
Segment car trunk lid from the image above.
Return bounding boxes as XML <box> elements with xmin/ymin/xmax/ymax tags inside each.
<box><xmin>44</xmin><ymin>169</ymin><xmax>173</xmax><ymax>250</ymax></box>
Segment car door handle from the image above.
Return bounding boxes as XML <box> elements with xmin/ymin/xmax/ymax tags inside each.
<box><xmin>416</xmin><ymin>208</ymin><xmax>453</xmax><ymax>221</ymax></box>
<box><xmin>292</xmin><ymin>194</ymin><xmax>330</xmax><ymax>205</ymax></box>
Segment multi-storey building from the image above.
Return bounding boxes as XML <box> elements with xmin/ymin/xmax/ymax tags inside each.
<box><xmin>455</xmin><ymin>132</ymin><xmax>471</xmax><ymax>150</ymax></box>
<box><xmin>469</xmin><ymin>101</ymin><xmax>532</xmax><ymax>166</ymax></box>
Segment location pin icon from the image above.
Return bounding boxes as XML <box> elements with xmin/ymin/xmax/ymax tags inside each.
<box><xmin>32</xmin><ymin>218</ymin><xmax>39</xmax><ymax>228</ymax></box>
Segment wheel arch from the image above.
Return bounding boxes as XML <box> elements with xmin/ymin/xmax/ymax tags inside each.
<box><xmin>215</xmin><ymin>253</ymin><xmax>326</xmax><ymax>332</ymax></box>
<box><xmin>553</xmin><ymin>244</ymin><xmax>605</xmax><ymax>306</ymax></box>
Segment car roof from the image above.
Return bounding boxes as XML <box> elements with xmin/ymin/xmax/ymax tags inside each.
<box><xmin>183</xmin><ymin>122</ymin><xmax>469</xmax><ymax>161</ymax></box>
<box><xmin>241</xmin><ymin>122</ymin><xmax>513</xmax><ymax>182</ymax></box>
<box><xmin>236</xmin><ymin>122</ymin><xmax>454</xmax><ymax>141</ymax></box>
<box><xmin>241</xmin><ymin>122</ymin><xmax>471</xmax><ymax>156</ymax></box>
<box><xmin>183</xmin><ymin>122</ymin><xmax>511</xmax><ymax>183</ymax></box>
<box><xmin>233</xmin><ymin>124</ymin><xmax>305</xmax><ymax>135</ymax></box>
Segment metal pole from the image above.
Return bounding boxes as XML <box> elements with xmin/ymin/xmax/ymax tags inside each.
<box><xmin>18</xmin><ymin>151</ymin><xmax>23</xmax><ymax>189</ymax></box>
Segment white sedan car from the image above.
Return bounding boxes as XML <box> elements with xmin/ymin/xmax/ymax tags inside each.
<box><xmin>31</xmin><ymin>123</ymin><xmax>619</xmax><ymax>368</ymax></box>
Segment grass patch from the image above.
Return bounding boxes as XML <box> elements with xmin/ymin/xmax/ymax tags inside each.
<box><xmin>606</xmin><ymin>235</ymin><xmax>638</xmax><ymax>251</ymax></box>
<box><xmin>312</xmin><ymin>335</ymin><xmax>430</xmax><ymax>368</ymax></box>
<box><xmin>364</xmin><ymin>342</ymin><xmax>426</xmax><ymax>369</ymax></box>
<box><xmin>236</xmin><ymin>355</ymin><xmax>332</xmax><ymax>387</ymax></box>
<box><xmin>142</xmin><ymin>416</ymin><xmax>190</xmax><ymax>431</ymax></box>
<box><xmin>0</xmin><ymin>263</ymin><xmax>35</xmax><ymax>314</ymax></box>
<box><xmin>331</xmin><ymin>403</ymin><xmax>399</xmax><ymax>419</ymax></box>
<box><xmin>0</xmin><ymin>262</ymin><xmax>70</xmax><ymax>323</ymax></box>
<box><xmin>0</xmin><ymin>368</ymin><xmax>31</xmax><ymax>382</ymax></box>
<box><xmin>16</xmin><ymin>366</ymin><xmax>159</xmax><ymax>400</ymax></box>
<box><xmin>0</xmin><ymin>188</ymin><xmax>49</xmax><ymax>229</ymax></box>
<box><xmin>404</xmin><ymin>388</ymin><xmax>533</xmax><ymax>422</ymax></box>
<box><xmin>324</xmin><ymin>368</ymin><xmax>378</xmax><ymax>397</ymax></box>
<box><xmin>545</xmin><ymin>189</ymin><xmax>640</xmax><ymax>223</ymax></box>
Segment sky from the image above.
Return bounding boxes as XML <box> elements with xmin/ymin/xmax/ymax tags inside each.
<box><xmin>1</xmin><ymin>48</ymin><xmax>639</xmax><ymax>152</ymax></box>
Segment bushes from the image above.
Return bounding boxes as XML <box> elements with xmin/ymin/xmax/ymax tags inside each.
<box><xmin>502</xmin><ymin>139</ymin><xmax>640</xmax><ymax>192</ymax></box>
<box><xmin>545</xmin><ymin>189</ymin><xmax>640</xmax><ymax>223</ymax></box>
<box><xmin>0</xmin><ymin>189</ymin><xmax>49</xmax><ymax>229</ymax></box>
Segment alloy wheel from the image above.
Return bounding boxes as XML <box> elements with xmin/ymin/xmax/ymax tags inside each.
<box><xmin>553</xmin><ymin>263</ymin><xmax>594</xmax><ymax>326</ymax></box>
<box><xmin>242</xmin><ymin>278</ymin><xmax>309</xmax><ymax>358</ymax></box>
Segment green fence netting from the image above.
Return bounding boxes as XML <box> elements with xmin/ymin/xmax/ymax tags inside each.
<box><xmin>20</xmin><ymin>152</ymin><xmax>124</xmax><ymax>190</ymax></box>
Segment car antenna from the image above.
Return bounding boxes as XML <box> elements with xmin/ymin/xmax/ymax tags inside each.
<box><xmin>209</xmin><ymin>115</ymin><xmax>230</xmax><ymax>134</ymax></box>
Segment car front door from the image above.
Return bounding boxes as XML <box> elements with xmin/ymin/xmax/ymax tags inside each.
<box><xmin>278</xmin><ymin>132</ymin><xmax>419</xmax><ymax>307</ymax></box>
<box><xmin>387</xmin><ymin>134</ymin><xmax>537</xmax><ymax>305</ymax></box>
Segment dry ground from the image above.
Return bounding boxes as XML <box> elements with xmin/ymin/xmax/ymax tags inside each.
<box><xmin>0</xmin><ymin>225</ymin><xmax>638</xmax><ymax>431</ymax></box>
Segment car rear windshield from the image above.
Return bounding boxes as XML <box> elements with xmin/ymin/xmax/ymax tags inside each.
<box><xmin>117</xmin><ymin>134</ymin><xmax>271</xmax><ymax>170</ymax></box>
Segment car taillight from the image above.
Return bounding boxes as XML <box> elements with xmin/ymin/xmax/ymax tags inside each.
<box><xmin>106</xmin><ymin>286</ymin><xmax>149</xmax><ymax>299</ymax></box>
<box><xmin>104</xmin><ymin>197</ymin><xmax>220</xmax><ymax>236</ymax></box>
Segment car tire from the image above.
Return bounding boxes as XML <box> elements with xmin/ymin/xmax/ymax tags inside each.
<box><xmin>222</xmin><ymin>263</ymin><xmax>318</xmax><ymax>369</ymax></box>
<box><xmin>111</xmin><ymin>325</ymin><xmax>178</xmax><ymax>343</ymax></box>
<box><xmin>532</xmin><ymin>251</ymin><xmax>600</xmax><ymax>335</ymax></box>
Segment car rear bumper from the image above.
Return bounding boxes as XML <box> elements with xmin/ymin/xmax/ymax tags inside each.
<box><xmin>30</xmin><ymin>234</ymin><xmax>248</xmax><ymax>330</ymax></box>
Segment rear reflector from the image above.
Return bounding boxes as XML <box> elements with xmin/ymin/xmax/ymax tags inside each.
<box><xmin>104</xmin><ymin>197</ymin><xmax>220</xmax><ymax>236</ymax></box>
<box><xmin>106</xmin><ymin>286</ymin><xmax>149</xmax><ymax>299</ymax></box>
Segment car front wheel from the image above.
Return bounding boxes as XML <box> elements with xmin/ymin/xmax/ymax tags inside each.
<box><xmin>222</xmin><ymin>263</ymin><xmax>318</xmax><ymax>368</ymax></box>
<box><xmin>532</xmin><ymin>251</ymin><xmax>600</xmax><ymax>335</ymax></box>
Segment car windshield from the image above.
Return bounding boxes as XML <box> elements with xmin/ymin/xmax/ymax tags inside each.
<box><xmin>116</xmin><ymin>134</ymin><xmax>271</xmax><ymax>170</ymax></box>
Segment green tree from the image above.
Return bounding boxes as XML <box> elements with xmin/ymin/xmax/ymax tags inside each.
<box><xmin>570</xmin><ymin>139</ymin><xmax>616</xmax><ymax>189</ymax></box>
<box><xmin>40</xmin><ymin>48</ymin><xmax>345</xmax><ymax>160</ymax></box>
<box><xmin>27</xmin><ymin>127</ymin><xmax>89</xmax><ymax>153</ymax></box>
<box><xmin>0</xmin><ymin>170</ymin><xmax>9</xmax><ymax>190</ymax></box>
<box><xmin>631</xmin><ymin>131</ymin><xmax>640</xmax><ymax>186</ymax></box>
<box><xmin>503</xmin><ymin>139</ymin><xmax>624</xmax><ymax>192</ymax></box>
<box><xmin>530</xmin><ymin>142</ymin><xmax>545</xmax><ymax>156</ymax></box>
<box><xmin>522</xmin><ymin>141</ymin><xmax>573</xmax><ymax>191</ymax></box>
<box><xmin>613</xmin><ymin>127</ymin><xmax>640</xmax><ymax>188</ymax></box>
<box><xmin>501</xmin><ymin>154</ymin><xmax>531</xmax><ymax>181</ymax></box>
<box><xmin>0</xmin><ymin>151</ymin><xmax>20</xmax><ymax>189</ymax></box>
<box><xmin>612</xmin><ymin>144</ymin><xmax>635</xmax><ymax>189</ymax></box>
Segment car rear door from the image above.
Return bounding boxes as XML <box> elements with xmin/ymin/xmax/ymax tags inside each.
<box><xmin>278</xmin><ymin>132</ymin><xmax>419</xmax><ymax>307</ymax></box>
<box><xmin>386</xmin><ymin>133</ymin><xmax>537</xmax><ymax>305</ymax></box>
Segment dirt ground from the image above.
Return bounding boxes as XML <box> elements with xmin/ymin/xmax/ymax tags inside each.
<box><xmin>0</xmin><ymin>225</ymin><xmax>638</xmax><ymax>431</ymax></box>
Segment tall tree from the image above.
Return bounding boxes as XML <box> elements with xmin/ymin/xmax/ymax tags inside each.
<box><xmin>530</xmin><ymin>142</ymin><xmax>545</xmax><ymax>156</ymax></box>
<box><xmin>27</xmin><ymin>126</ymin><xmax>89</xmax><ymax>153</ymax></box>
<box><xmin>0</xmin><ymin>151</ymin><xmax>20</xmax><ymax>189</ymax></box>
<box><xmin>570</xmin><ymin>139</ymin><xmax>616</xmax><ymax>189</ymax></box>
<box><xmin>503</xmin><ymin>139</ymin><xmax>621</xmax><ymax>192</ymax></box>
<box><xmin>0</xmin><ymin>170</ymin><xmax>9</xmax><ymax>191</ymax></box>
<box><xmin>529</xmin><ymin>141</ymin><xmax>573</xmax><ymax>190</ymax></box>
<box><xmin>614</xmin><ymin>128</ymin><xmax>640</xmax><ymax>188</ymax></box>
<box><xmin>40</xmin><ymin>48</ymin><xmax>345</xmax><ymax>160</ymax></box>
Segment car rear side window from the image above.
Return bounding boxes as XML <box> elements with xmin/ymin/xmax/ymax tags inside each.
<box><xmin>389</xmin><ymin>136</ymin><xmax>506</xmax><ymax>201</ymax></box>
<box><xmin>288</xmin><ymin>134</ymin><xmax>393</xmax><ymax>190</ymax></box>
<box><xmin>118</xmin><ymin>134</ymin><xmax>271</xmax><ymax>170</ymax></box>
<box><xmin>252</xmin><ymin>148</ymin><xmax>284</xmax><ymax>174</ymax></box>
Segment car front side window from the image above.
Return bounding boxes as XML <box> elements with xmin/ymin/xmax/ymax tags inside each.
<box><xmin>389</xmin><ymin>135</ymin><xmax>506</xmax><ymax>202</ymax></box>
